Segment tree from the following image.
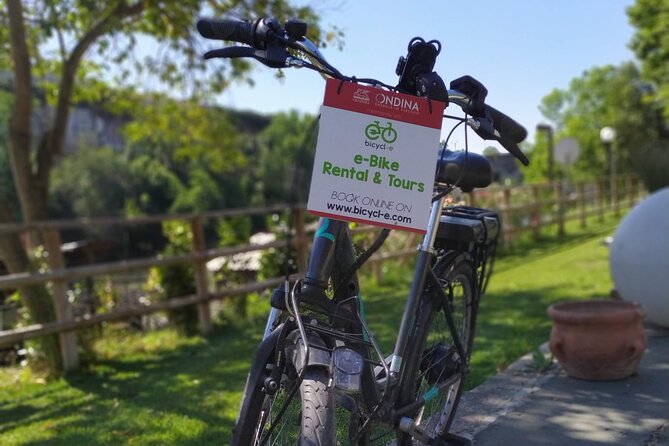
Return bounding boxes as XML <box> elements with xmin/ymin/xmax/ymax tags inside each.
<box><xmin>482</xmin><ymin>146</ymin><xmax>500</xmax><ymax>157</ymax></box>
<box><xmin>627</xmin><ymin>0</ymin><xmax>669</xmax><ymax>190</ymax></box>
<box><xmin>628</xmin><ymin>0</ymin><xmax>669</xmax><ymax>117</ymax></box>
<box><xmin>1</xmin><ymin>0</ymin><xmax>326</xmax><ymax>373</ymax></box>
<box><xmin>255</xmin><ymin>111</ymin><xmax>318</xmax><ymax>204</ymax></box>
<box><xmin>538</xmin><ymin>63</ymin><xmax>668</xmax><ymax>183</ymax></box>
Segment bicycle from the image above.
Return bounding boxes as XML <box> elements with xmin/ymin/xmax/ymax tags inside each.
<box><xmin>365</xmin><ymin>121</ymin><xmax>398</xmax><ymax>144</ymax></box>
<box><xmin>197</xmin><ymin>15</ymin><xmax>528</xmax><ymax>446</ymax></box>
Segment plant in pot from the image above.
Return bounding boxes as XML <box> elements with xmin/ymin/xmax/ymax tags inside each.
<box><xmin>547</xmin><ymin>299</ymin><xmax>646</xmax><ymax>380</ymax></box>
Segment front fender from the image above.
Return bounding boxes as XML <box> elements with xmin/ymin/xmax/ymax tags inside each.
<box><xmin>286</xmin><ymin>330</ymin><xmax>331</xmax><ymax>374</ymax></box>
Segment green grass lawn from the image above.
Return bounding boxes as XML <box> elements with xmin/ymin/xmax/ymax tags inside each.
<box><xmin>0</xmin><ymin>215</ymin><xmax>622</xmax><ymax>445</ymax></box>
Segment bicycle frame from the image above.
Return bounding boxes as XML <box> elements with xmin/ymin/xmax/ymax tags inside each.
<box><xmin>257</xmin><ymin>191</ymin><xmax>476</xmax><ymax>434</ymax></box>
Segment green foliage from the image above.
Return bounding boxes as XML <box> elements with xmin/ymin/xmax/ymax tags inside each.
<box><xmin>628</xmin><ymin>0</ymin><xmax>669</xmax><ymax>117</ymax></box>
<box><xmin>254</xmin><ymin>111</ymin><xmax>318</xmax><ymax>204</ymax></box>
<box><xmin>126</xmin><ymin>155</ymin><xmax>184</xmax><ymax>215</ymax></box>
<box><xmin>634</xmin><ymin>144</ymin><xmax>669</xmax><ymax>191</ymax></box>
<box><xmin>170</xmin><ymin>168</ymin><xmax>224</xmax><ymax>213</ymax></box>
<box><xmin>50</xmin><ymin>147</ymin><xmax>131</xmax><ymax>218</ymax></box>
<box><xmin>523</xmin><ymin>138</ymin><xmax>557</xmax><ymax>184</ymax></box>
<box><xmin>217</xmin><ymin>216</ymin><xmax>252</xmax><ymax>247</ymax></box>
<box><xmin>530</xmin><ymin>348</ymin><xmax>554</xmax><ymax>373</ymax></box>
<box><xmin>258</xmin><ymin>245</ymin><xmax>298</xmax><ymax>281</ymax></box>
<box><xmin>482</xmin><ymin>146</ymin><xmax>500</xmax><ymax>157</ymax></box>
<box><xmin>257</xmin><ymin>214</ymin><xmax>298</xmax><ymax>281</ymax></box>
<box><xmin>47</xmin><ymin>103</ymin><xmax>320</xmax><ymax>221</ymax></box>
<box><xmin>626</xmin><ymin>0</ymin><xmax>669</xmax><ymax>190</ymax></box>
<box><xmin>124</xmin><ymin>95</ymin><xmax>245</xmax><ymax>176</ymax></box>
<box><xmin>3</xmin><ymin>1</ymin><xmax>330</xmax><ymax>95</ymax></box>
<box><xmin>144</xmin><ymin>221</ymin><xmax>198</xmax><ymax>335</ymax></box>
<box><xmin>537</xmin><ymin>62</ymin><xmax>669</xmax><ymax>188</ymax></box>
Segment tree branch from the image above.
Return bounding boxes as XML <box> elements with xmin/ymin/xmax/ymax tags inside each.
<box><xmin>40</xmin><ymin>0</ymin><xmax>147</xmax><ymax>177</ymax></box>
<box><xmin>47</xmin><ymin>3</ymin><xmax>68</xmax><ymax>64</ymax></box>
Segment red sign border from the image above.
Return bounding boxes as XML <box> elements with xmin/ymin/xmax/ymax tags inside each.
<box><xmin>322</xmin><ymin>78</ymin><xmax>445</xmax><ymax>129</ymax></box>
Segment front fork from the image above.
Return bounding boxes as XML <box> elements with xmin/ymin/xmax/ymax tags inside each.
<box><xmin>389</xmin><ymin>196</ymin><xmax>446</xmax><ymax>377</ymax></box>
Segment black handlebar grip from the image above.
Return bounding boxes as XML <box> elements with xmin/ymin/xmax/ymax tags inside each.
<box><xmin>487</xmin><ymin>105</ymin><xmax>527</xmax><ymax>144</ymax></box>
<box><xmin>197</xmin><ymin>17</ymin><xmax>255</xmax><ymax>46</ymax></box>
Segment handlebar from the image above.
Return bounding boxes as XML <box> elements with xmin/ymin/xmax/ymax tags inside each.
<box><xmin>196</xmin><ymin>15</ymin><xmax>529</xmax><ymax>166</ymax></box>
<box><xmin>196</xmin><ymin>17</ymin><xmax>256</xmax><ymax>46</ymax></box>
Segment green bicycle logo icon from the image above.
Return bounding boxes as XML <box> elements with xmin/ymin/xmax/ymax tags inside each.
<box><xmin>365</xmin><ymin>121</ymin><xmax>398</xmax><ymax>143</ymax></box>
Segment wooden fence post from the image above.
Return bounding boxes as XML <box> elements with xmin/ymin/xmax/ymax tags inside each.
<box><xmin>613</xmin><ymin>175</ymin><xmax>620</xmax><ymax>217</ymax></box>
<box><xmin>532</xmin><ymin>185</ymin><xmax>541</xmax><ymax>241</ymax></box>
<box><xmin>555</xmin><ymin>181</ymin><xmax>565</xmax><ymax>237</ymax></box>
<box><xmin>43</xmin><ymin>228</ymin><xmax>79</xmax><ymax>372</ymax></box>
<box><xmin>292</xmin><ymin>208</ymin><xmax>309</xmax><ymax>274</ymax></box>
<box><xmin>626</xmin><ymin>175</ymin><xmax>634</xmax><ymax>209</ymax></box>
<box><xmin>578</xmin><ymin>182</ymin><xmax>586</xmax><ymax>228</ymax></box>
<box><xmin>502</xmin><ymin>187</ymin><xmax>512</xmax><ymax>245</ymax></box>
<box><xmin>596</xmin><ymin>180</ymin><xmax>605</xmax><ymax>223</ymax></box>
<box><xmin>190</xmin><ymin>217</ymin><xmax>212</xmax><ymax>334</ymax></box>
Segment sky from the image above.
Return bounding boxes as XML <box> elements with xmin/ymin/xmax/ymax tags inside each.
<box><xmin>213</xmin><ymin>0</ymin><xmax>637</xmax><ymax>153</ymax></box>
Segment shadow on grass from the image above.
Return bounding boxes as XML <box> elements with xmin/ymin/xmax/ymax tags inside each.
<box><xmin>1</xmin><ymin>323</ymin><xmax>265</xmax><ymax>446</ymax></box>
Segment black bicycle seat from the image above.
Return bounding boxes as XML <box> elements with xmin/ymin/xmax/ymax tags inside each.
<box><xmin>435</xmin><ymin>149</ymin><xmax>492</xmax><ymax>192</ymax></box>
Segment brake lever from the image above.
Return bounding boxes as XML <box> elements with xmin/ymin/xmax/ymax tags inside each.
<box><xmin>204</xmin><ymin>45</ymin><xmax>290</xmax><ymax>69</ymax></box>
<box><xmin>204</xmin><ymin>47</ymin><xmax>256</xmax><ymax>59</ymax></box>
<box><xmin>467</xmin><ymin>114</ymin><xmax>530</xmax><ymax>166</ymax></box>
<box><xmin>499</xmin><ymin>138</ymin><xmax>530</xmax><ymax>166</ymax></box>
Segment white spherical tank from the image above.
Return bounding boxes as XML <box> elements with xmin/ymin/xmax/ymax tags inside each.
<box><xmin>610</xmin><ymin>188</ymin><xmax>669</xmax><ymax>327</ymax></box>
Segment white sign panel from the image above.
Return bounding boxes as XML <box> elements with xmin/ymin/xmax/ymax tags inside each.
<box><xmin>307</xmin><ymin>79</ymin><xmax>445</xmax><ymax>233</ymax></box>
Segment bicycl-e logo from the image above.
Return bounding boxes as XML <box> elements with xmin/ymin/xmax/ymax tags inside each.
<box><xmin>364</xmin><ymin>120</ymin><xmax>397</xmax><ymax>151</ymax></box>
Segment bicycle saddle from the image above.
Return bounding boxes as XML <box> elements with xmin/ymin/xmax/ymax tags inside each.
<box><xmin>435</xmin><ymin>149</ymin><xmax>492</xmax><ymax>192</ymax></box>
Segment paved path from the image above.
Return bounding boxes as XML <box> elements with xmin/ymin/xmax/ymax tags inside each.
<box><xmin>452</xmin><ymin>324</ymin><xmax>669</xmax><ymax>445</ymax></box>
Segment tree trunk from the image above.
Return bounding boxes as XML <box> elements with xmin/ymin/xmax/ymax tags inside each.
<box><xmin>0</xmin><ymin>203</ymin><xmax>62</xmax><ymax>372</ymax></box>
<box><xmin>5</xmin><ymin>0</ymin><xmax>63</xmax><ymax>374</ymax></box>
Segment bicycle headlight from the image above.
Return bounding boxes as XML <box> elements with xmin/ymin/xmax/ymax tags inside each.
<box><xmin>331</xmin><ymin>347</ymin><xmax>364</xmax><ymax>393</ymax></box>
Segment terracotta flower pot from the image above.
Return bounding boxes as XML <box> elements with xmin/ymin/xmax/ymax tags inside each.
<box><xmin>548</xmin><ymin>300</ymin><xmax>646</xmax><ymax>380</ymax></box>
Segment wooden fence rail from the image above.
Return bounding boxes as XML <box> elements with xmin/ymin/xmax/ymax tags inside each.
<box><xmin>0</xmin><ymin>175</ymin><xmax>644</xmax><ymax>370</ymax></box>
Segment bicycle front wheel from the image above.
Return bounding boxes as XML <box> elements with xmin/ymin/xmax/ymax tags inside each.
<box><xmin>400</xmin><ymin>254</ymin><xmax>476</xmax><ymax>441</ymax></box>
<box><xmin>234</xmin><ymin>365</ymin><xmax>335</xmax><ymax>445</ymax></box>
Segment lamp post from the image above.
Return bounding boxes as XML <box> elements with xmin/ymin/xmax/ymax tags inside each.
<box><xmin>600</xmin><ymin>126</ymin><xmax>617</xmax><ymax>215</ymax></box>
<box><xmin>536</xmin><ymin>123</ymin><xmax>555</xmax><ymax>184</ymax></box>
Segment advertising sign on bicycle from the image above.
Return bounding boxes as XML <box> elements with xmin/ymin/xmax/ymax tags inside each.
<box><xmin>308</xmin><ymin>79</ymin><xmax>445</xmax><ymax>233</ymax></box>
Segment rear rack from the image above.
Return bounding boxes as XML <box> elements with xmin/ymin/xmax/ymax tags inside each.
<box><xmin>436</xmin><ymin>205</ymin><xmax>500</xmax><ymax>296</ymax></box>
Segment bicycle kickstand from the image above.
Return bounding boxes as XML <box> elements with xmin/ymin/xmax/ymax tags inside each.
<box><xmin>398</xmin><ymin>418</ymin><xmax>472</xmax><ymax>445</ymax></box>
<box><xmin>437</xmin><ymin>432</ymin><xmax>472</xmax><ymax>446</ymax></box>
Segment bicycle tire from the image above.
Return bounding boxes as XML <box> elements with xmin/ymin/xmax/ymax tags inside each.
<box><xmin>397</xmin><ymin>254</ymin><xmax>476</xmax><ymax>444</ymax></box>
<box><xmin>233</xmin><ymin>365</ymin><xmax>335</xmax><ymax>445</ymax></box>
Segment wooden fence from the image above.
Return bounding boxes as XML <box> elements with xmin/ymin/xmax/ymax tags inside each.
<box><xmin>0</xmin><ymin>175</ymin><xmax>644</xmax><ymax>371</ymax></box>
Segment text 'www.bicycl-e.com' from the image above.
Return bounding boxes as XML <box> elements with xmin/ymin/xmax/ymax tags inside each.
<box><xmin>326</xmin><ymin>191</ymin><xmax>413</xmax><ymax>224</ymax></box>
